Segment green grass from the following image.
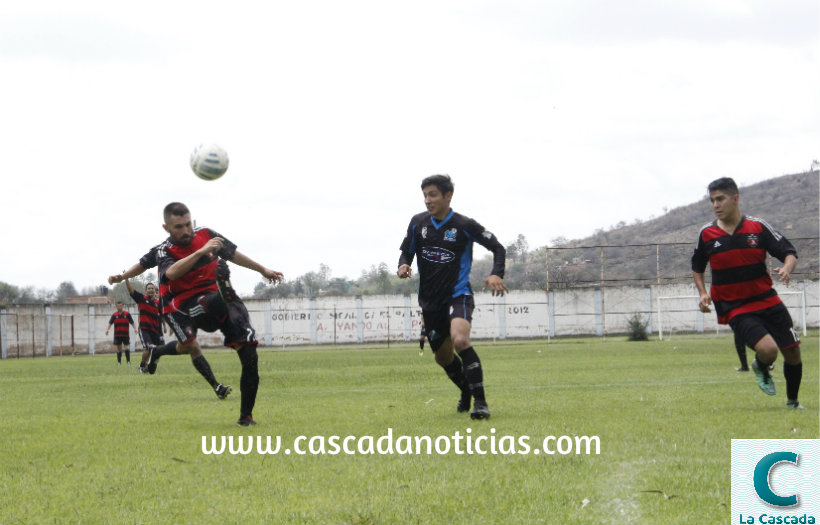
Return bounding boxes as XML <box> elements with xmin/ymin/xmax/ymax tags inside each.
<box><xmin>0</xmin><ymin>334</ymin><xmax>817</xmax><ymax>524</ymax></box>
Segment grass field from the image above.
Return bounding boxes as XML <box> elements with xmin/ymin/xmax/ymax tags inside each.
<box><xmin>1</xmin><ymin>334</ymin><xmax>817</xmax><ymax>525</ymax></box>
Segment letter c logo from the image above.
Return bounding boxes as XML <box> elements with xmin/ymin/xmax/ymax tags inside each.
<box><xmin>753</xmin><ymin>451</ymin><xmax>799</xmax><ymax>507</ymax></box>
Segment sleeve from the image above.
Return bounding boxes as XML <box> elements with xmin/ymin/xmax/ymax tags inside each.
<box><xmin>758</xmin><ymin>220</ymin><xmax>798</xmax><ymax>263</ymax></box>
<box><xmin>208</xmin><ymin>229</ymin><xmax>238</xmax><ymax>261</ymax></box>
<box><xmin>139</xmin><ymin>245</ymin><xmax>159</xmax><ymax>269</ymax></box>
<box><xmin>126</xmin><ymin>313</ymin><xmax>134</xmax><ymax>323</ymax></box>
<box><xmin>465</xmin><ymin>219</ymin><xmax>506</xmax><ymax>278</ymax></box>
<box><xmin>108</xmin><ymin>314</ymin><xmax>115</xmax><ymax>325</ymax></box>
<box><xmin>398</xmin><ymin>220</ymin><xmax>416</xmax><ymax>268</ymax></box>
<box><xmin>130</xmin><ymin>290</ymin><xmax>144</xmax><ymax>303</ymax></box>
<box><xmin>690</xmin><ymin>232</ymin><xmax>709</xmax><ymax>273</ymax></box>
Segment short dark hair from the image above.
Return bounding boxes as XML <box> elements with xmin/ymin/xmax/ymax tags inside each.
<box><xmin>707</xmin><ymin>177</ymin><xmax>738</xmax><ymax>196</ymax></box>
<box><xmin>116</xmin><ymin>301</ymin><xmax>123</xmax><ymax>305</ymax></box>
<box><xmin>421</xmin><ymin>174</ymin><xmax>454</xmax><ymax>195</ymax></box>
<box><xmin>145</xmin><ymin>282</ymin><xmax>156</xmax><ymax>290</ymax></box>
<box><xmin>163</xmin><ymin>202</ymin><xmax>190</xmax><ymax>223</ymax></box>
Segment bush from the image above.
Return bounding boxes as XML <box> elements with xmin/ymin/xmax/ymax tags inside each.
<box><xmin>626</xmin><ymin>313</ymin><xmax>649</xmax><ymax>341</ymax></box>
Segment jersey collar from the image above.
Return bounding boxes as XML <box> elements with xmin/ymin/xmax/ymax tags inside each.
<box><xmin>430</xmin><ymin>209</ymin><xmax>454</xmax><ymax>230</ymax></box>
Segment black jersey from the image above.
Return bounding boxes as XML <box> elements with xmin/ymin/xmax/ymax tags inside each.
<box><xmin>399</xmin><ymin>209</ymin><xmax>505</xmax><ymax>311</ymax></box>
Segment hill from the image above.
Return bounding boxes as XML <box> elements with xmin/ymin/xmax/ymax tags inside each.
<box><xmin>473</xmin><ymin>171</ymin><xmax>820</xmax><ymax>290</ymax></box>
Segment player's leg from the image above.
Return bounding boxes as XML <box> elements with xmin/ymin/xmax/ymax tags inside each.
<box><xmin>768</xmin><ymin>307</ymin><xmax>803</xmax><ymax>409</ymax></box>
<box><xmin>733</xmin><ymin>329</ymin><xmax>748</xmax><ymax>371</ymax></box>
<box><xmin>166</xmin><ymin>309</ymin><xmax>230</xmax><ymax>399</ymax></box>
<box><xmin>425</xmin><ymin>310</ymin><xmax>471</xmax><ymax>413</ymax></box>
<box><xmin>221</xmin><ymin>300</ymin><xmax>260</xmax><ymax>426</ymax></box>
<box><xmin>450</xmin><ymin>296</ymin><xmax>489</xmax><ymax>420</ymax></box>
<box><xmin>732</xmin><ymin>314</ymin><xmax>776</xmax><ymax>395</ymax></box>
<box><xmin>115</xmin><ymin>341</ymin><xmax>123</xmax><ymax>365</ymax></box>
<box><xmin>124</xmin><ymin>339</ymin><xmax>131</xmax><ymax>364</ymax></box>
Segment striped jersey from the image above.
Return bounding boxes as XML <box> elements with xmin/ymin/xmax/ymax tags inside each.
<box><xmin>108</xmin><ymin>311</ymin><xmax>133</xmax><ymax>338</ymax></box>
<box><xmin>130</xmin><ymin>289</ymin><xmax>162</xmax><ymax>335</ymax></box>
<box><xmin>691</xmin><ymin>215</ymin><xmax>797</xmax><ymax>324</ymax></box>
<box><xmin>399</xmin><ymin>209</ymin><xmax>505</xmax><ymax>311</ymax></box>
<box><xmin>139</xmin><ymin>228</ymin><xmax>237</xmax><ymax>314</ymax></box>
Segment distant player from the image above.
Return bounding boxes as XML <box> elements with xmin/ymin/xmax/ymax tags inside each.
<box><xmin>398</xmin><ymin>174</ymin><xmax>507</xmax><ymax>419</ymax></box>
<box><xmin>691</xmin><ymin>177</ymin><xmax>803</xmax><ymax>409</ymax></box>
<box><xmin>105</xmin><ymin>301</ymin><xmax>136</xmax><ymax>366</ymax></box>
<box><xmin>125</xmin><ymin>279</ymin><xmax>165</xmax><ymax>374</ymax></box>
<box><xmin>110</xmin><ymin>202</ymin><xmax>283</xmax><ymax>426</ymax></box>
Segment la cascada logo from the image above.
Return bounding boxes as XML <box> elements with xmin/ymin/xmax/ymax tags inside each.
<box><xmin>753</xmin><ymin>452</ymin><xmax>800</xmax><ymax>508</ymax></box>
<box><xmin>732</xmin><ymin>440</ymin><xmax>820</xmax><ymax>525</ymax></box>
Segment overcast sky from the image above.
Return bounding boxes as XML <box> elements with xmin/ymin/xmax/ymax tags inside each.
<box><xmin>1</xmin><ymin>0</ymin><xmax>817</xmax><ymax>296</ymax></box>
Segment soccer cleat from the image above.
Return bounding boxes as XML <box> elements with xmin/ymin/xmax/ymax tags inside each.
<box><xmin>237</xmin><ymin>415</ymin><xmax>257</xmax><ymax>426</ymax></box>
<box><xmin>139</xmin><ymin>363</ymin><xmax>147</xmax><ymax>374</ymax></box>
<box><xmin>457</xmin><ymin>392</ymin><xmax>471</xmax><ymax>413</ymax></box>
<box><xmin>215</xmin><ymin>259</ymin><xmax>238</xmax><ymax>303</ymax></box>
<box><xmin>470</xmin><ymin>401</ymin><xmax>491</xmax><ymax>420</ymax></box>
<box><xmin>786</xmin><ymin>399</ymin><xmax>805</xmax><ymax>410</ymax></box>
<box><xmin>736</xmin><ymin>367</ymin><xmax>749</xmax><ymax>372</ymax></box>
<box><xmin>215</xmin><ymin>384</ymin><xmax>232</xmax><ymax>400</ymax></box>
<box><xmin>751</xmin><ymin>360</ymin><xmax>776</xmax><ymax>396</ymax></box>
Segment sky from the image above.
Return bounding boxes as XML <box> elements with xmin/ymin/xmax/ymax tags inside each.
<box><xmin>1</xmin><ymin>0</ymin><xmax>818</xmax><ymax>296</ymax></box>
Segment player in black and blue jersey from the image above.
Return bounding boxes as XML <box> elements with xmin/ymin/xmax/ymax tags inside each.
<box><xmin>397</xmin><ymin>174</ymin><xmax>508</xmax><ymax>419</ymax></box>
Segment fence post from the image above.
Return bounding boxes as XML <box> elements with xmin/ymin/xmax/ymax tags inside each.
<box><xmin>548</xmin><ymin>290</ymin><xmax>555</xmax><ymax>338</ymax></box>
<box><xmin>309</xmin><ymin>298</ymin><xmax>317</xmax><ymax>345</ymax></box>
<box><xmin>403</xmin><ymin>295</ymin><xmax>411</xmax><ymax>342</ymax></box>
<box><xmin>594</xmin><ymin>289</ymin><xmax>603</xmax><ymax>337</ymax></box>
<box><xmin>497</xmin><ymin>295</ymin><xmax>506</xmax><ymax>340</ymax></box>
<box><xmin>45</xmin><ymin>305</ymin><xmax>53</xmax><ymax>357</ymax></box>
<box><xmin>355</xmin><ymin>296</ymin><xmax>364</xmax><ymax>343</ymax></box>
<box><xmin>644</xmin><ymin>287</ymin><xmax>653</xmax><ymax>334</ymax></box>
<box><xmin>264</xmin><ymin>301</ymin><xmax>272</xmax><ymax>347</ymax></box>
<box><xmin>89</xmin><ymin>305</ymin><xmax>96</xmax><ymax>356</ymax></box>
<box><xmin>0</xmin><ymin>309</ymin><xmax>6</xmax><ymax>359</ymax></box>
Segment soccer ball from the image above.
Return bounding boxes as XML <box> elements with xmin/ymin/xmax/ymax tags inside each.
<box><xmin>190</xmin><ymin>143</ymin><xmax>229</xmax><ymax>181</ymax></box>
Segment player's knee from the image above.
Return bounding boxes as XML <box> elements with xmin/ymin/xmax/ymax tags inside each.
<box><xmin>451</xmin><ymin>334</ymin><xmax>471</xmax><ymax>352</ymax></box>
<box><xmin>237</xmin><ymin>344</ymin><xmax>258</xmax><ymax>369</ymax></box>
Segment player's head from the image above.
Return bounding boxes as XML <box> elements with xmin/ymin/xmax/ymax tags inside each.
<box><xmin>145</xmin><ymin>282</ymin><xmax>157</xmax><ymax>299</ymax></box>
<box><xmin>707</xmin><ymin>177</ymin><xmax>740</xmax><ymax>220</ymax></box>
<box><xmin>421</xmin><ymin>174</ymin><xmax>454</xmax><ymax>219</ymax></box>
<box><xmin>707</xmin><ymin>177</ymin><xmax>738</xmax><ymax>196</ymax></box>
<box><xmin>162</xmin><ymin>202</ymin><xmax>194</xmax><ymax>245</ymax></box>
<box><xmin>116</xmin><ymin>301</ymin><xmax>124</xmax><ymax>312</ymax></box>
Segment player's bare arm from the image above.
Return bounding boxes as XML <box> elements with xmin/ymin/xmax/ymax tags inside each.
<box><xmin>230</xmin><ymin>250</ymin><xmax>284</xmax><ymax>285</ymax></box>
<box><xmin>108</xmin><ymin>262</ymin><xmax>146</xmax><ymax>285</ymax></box>
<box><xmin>692</xmin><ymin>271</ymin><xmax>712</xmax><ymax>312</ymax></box>
<box><xmin>774</xmin><ymin>254</ymin><xmax>797</xmax><ymax>286</ymax></box>
<box><xmin>397</xmin><ymin>264</ymin><xmax>412</xmax><ymax>278</ymax></box>
<box><xmin>165</xmin><ymin>237</ymin><xmax>224</xmax><ymax>281</ymax></box>
<box><xmin>483</xmin><ymin>274</ymin><xmax>508</xmax><ymax>296</ymax></box>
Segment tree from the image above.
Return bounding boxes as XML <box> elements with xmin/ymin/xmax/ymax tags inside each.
<box><xmin>514</xmin><ymin>234</ymin><xmax>529</xmax><ymax>264</ymax></box>
<box><xmin>55</xmin><ymin>281</ymin><xmax>79</xmax><ymax>302</ymax></box>
<box><xmin>0</xmin><ymin>281</ymin><xmax>19</xmax><ymax>305</ymax></box>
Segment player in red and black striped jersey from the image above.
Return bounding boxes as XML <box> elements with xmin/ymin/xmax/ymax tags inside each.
<box><xmin>691</xmin><ymin>177</ymin><xmax>803</xmax><ymax>408</ymax></box>
<box><xmin>105</xmin><ymin>301</ymin><xmax>136</xmax><ymax>366</ymax></box>
<box><xmin>125</xmin><ymin>279</ymin><xmax>166</xmax><ymax>374</ymax></box>
<box><xmin>108</xmin><ymin>202</ymin><xmax>284</xmax><ymax>426</ymax></box>
<box><xmin>398</xmin><ymin>175</ymin><xmax>508</xmax><ymax>420</ymax></box>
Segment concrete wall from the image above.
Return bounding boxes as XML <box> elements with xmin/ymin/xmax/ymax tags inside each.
<box><xmin>2</xmin><ymin>281</ymin><xmax>817</xmax><ymax>357</ymax></box>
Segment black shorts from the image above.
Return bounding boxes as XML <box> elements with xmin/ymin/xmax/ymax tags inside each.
<box><xmin>422</xmin><ymin>295</ymin><xmax>475</xmax><ymax>352</ymax></box>
<box><xmin>113</xmin><ymin>336</ymin><xmax>129</xmax><ymax>346</ymax></box>
<box><xmin>138</xmin><ymin>328</ymin><xmax>164</xmax><ymax>348</ymax></box>
<box><xmin>729</xmin><ymin>303</ymin><xmax>801</xmax><ymax>351</ymax></box>
<box><xmin>164</xmin><ymin>292</ymin><xmax>257</xmax><ymax>348</ymax></box>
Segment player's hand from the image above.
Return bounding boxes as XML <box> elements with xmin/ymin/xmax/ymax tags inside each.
<box><xmin>698</xmin><ymin>293</ymin><xmax>712</xmax><ymax>313</ymax></box>
<box><xmin>202</xmin><ymin>237</ymin><xmax>224</xmax><ymax>255</ymax></box>
<box><xmin>108</xmin><ymin>273</ymin><xmax>124</xmax><ymax>285</ymax></box>
<box><xmin>483</xmin><ymin>275</ymin><xmax>509</xmax><ymax>296</ymax></box>
<box><xmin>261</xmin><ymin>268</ymin><xmax>284</xmax><ymax>285</ymax></box>
<box><xmin>397</xmin><ymin>264</ymin><xmax>412</xmax><ymax>278</ymax></box>
<box><xmin>774</xmin><ymin>266</ymin><xmax>791</xmax><ymax>286</ymax></box>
